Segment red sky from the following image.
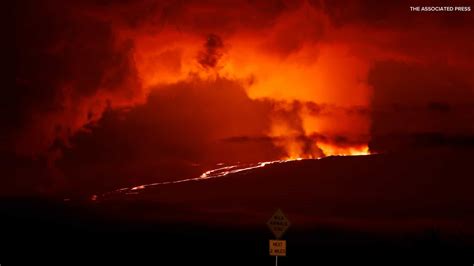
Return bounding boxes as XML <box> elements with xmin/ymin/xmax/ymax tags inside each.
<box><xmin>7</xmin><ymin>0</ymin><xmax>474</xmax><ymax>195</ymax></box>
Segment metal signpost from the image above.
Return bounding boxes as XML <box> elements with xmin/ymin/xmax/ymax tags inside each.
<box><xmin>267</xmin><ymin>209</ymin><xmax>290</xmax><ymax>266</ymax></box>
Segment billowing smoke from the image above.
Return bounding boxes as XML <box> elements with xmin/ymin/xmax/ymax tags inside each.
<box><xmin>12</xmin><ymin>0</ymin><xmax>375</xmax><ymax>159</ymax></box>
<box><xmin>198</xmin><ymin>34</ymin><xmax>224</xmax><ymax>69</ymax></box>
<box><xmin>7</xmin><ymin>0</ymin><xmax>474</xmax><ymax>195</ymax></box>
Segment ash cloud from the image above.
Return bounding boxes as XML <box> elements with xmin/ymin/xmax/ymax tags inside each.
<box><xmin>11</xmin><ymin>0</ymin><xmax>142</xmax><ymax>157</ymax></box>
<box><xmin>198</xmin><ymin>34</ymin><xmax>224</xmax><ymax>69</ymax></box>
<box><xmin>6</xmin><ymin>0</ymin><xmax>474</xmax><ymax>195</ymax></box>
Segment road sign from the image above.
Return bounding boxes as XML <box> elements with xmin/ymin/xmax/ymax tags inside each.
<box><xmin>269</xmin><ymin>240</ymin><xmax>286</xmax><ymax>256</ymax></box>
<box><xmin>267</xmin><ymin>209</ymin><xmax>290</xmax><ymax>239</ymax></box>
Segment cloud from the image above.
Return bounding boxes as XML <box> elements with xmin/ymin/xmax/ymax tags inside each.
<box><xmin>11</xmin><ymin>0</ymin><xmax>144</xmax><ymax>157</ymax></box>
<box><xmin>55</xmin><ymin>78</ymin><xmax>284</xmax><ymax>194</ymax></box>
<box><xmin>223</xmin><ymin>133</ymin><xmax>368</xmax><ymax>149</ymax></box>
<box><xmin>10</xmin><ymin>0</ymin><xmax>373</xmax><ymax>159</ymax></box>
<box><xmin>369</xmin><ymin>61</ymin><xmax>474</xmax><ymax>152</ymax></box>
<box><xmin>198</xmin><ymin>34</ymin><xmax>225</xmax><ymax>68</ymax></box>
<box><xmin>6</xmin><ymin>0</ymin><xmax>474</xmax><ymax>195</ymax></box>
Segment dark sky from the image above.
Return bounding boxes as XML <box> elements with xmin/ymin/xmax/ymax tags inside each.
<box><xmin>7</xmin><ymin>0</ymin><xmax>474</xmax><ymax>195</ymax></box>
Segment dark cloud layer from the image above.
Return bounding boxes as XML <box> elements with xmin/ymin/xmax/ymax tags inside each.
<box><xmin>11</xmin><ymin>0</ymin><xmax>142</xmax><ymax>156</ymax></box>
<box><xmin>369</xmin><ymin>61</ymin><xmax>474</xmax><ymax>152</ymax></box>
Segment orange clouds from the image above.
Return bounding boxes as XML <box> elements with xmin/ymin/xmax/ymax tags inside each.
<box><xmin>8</xmin><ymin>0</ymin><xmax>474</xmax><ymax>195</ymax></box>
<box><xmin>12</xmin><ymin>0</ymin><xmax>474</xmax><ymax>160</ymax></box>
<box><xmin>125</xmin><ymin>2</ymin><xmax>377</xmax><ymax>157</ymax></box>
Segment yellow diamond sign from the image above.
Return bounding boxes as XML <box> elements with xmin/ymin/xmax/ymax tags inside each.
<box><xmin>267</xmin><ymin>209</ymin><xmax>290</xmax><ymax>239</ymax></box>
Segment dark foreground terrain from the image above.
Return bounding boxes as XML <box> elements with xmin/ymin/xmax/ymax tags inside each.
<box><xmin>2</xmin><ymin>150</ymin><xmax>474</xmax><ymax>264</ymax></box>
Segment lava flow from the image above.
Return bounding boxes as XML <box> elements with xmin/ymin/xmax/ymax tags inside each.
<box><xmin>97</xmin><ymin>151</ymin><xmax>371</xmax><ymax>200</ymax></box>
<box><xmin>98</xmin><ymin>160</ymin><xmax>292</xmax><ymax>199</ymax></box>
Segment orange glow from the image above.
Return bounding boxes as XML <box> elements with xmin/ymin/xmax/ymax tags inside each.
<box><xmin>13</xmin><ymin>0</ymin><xmax>474</xmax><ymax>198</ymax></box>
<box><xmin>318</xmin><ymin>143</ymin><xmax>371</xmax><ymax>156</ymax></box>
<box><xmin>124</xmin><ymin>3</ymin><xmax>377</xmax><ymax>159</ymax></box>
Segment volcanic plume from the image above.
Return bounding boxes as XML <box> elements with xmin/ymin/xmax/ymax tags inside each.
<box><xmin>8</xmin><ymin>0</ymin><xmax>474</xmax><ymax>194</ymax></box>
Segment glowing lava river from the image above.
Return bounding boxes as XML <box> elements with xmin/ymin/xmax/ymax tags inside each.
<box><xmin>98</xmin><ymin>158</ymin><xmax>306</xmax><ymax>200</ymax></box>
<box><xmin>70</xmin><ymin>150</ymin><xmax>474</xmax><ymax>234</ymax></box>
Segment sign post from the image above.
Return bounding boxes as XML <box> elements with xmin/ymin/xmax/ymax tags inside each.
<box><xmin>269</xmin><ymin>240</ymin><xmax>286</xmax><ymax>265</ymax></box>
<box><xmin>267</xmin><ymin>209</ymin><xmax>290</xmax><ymax>265</ymax></box>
